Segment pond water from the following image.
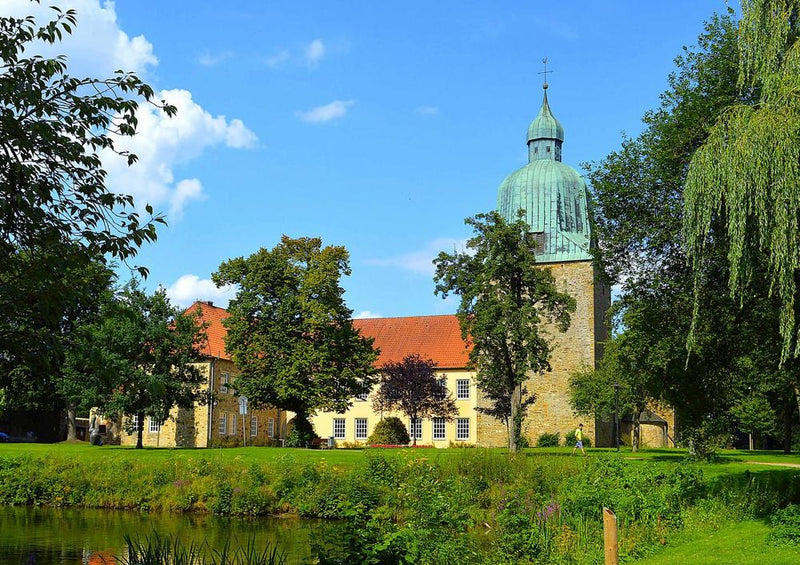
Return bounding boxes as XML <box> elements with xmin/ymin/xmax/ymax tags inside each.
<box><xmin>0</xmin><ymin>505</ymin><xmax>342</xmax><ymax>564</ymax></box>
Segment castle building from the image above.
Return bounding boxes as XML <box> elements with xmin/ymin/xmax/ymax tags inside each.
<box><xmin>107</xmin><ymin>86</ymin><xmax>675</xmax><ymax>449</ymax></box>
<box><xmin>314</xmin><ymin>86</ymin><xmax>614</xmax><ymax>447</ymax></box>
<box><xmin>116</xmin><ymin>301</ymin><xmax>285</xmax><ymax>448</ymax></box>
<box><xmin>490</xmin><ymin>84</ymin><xmax>612</xmax><ymax>446</ymax></box>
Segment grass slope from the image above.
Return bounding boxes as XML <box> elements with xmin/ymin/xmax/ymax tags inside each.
<box><xmin>634</xmin><ymin>520</ymin><xmax>800</xmax><ymax>565</ymax></box>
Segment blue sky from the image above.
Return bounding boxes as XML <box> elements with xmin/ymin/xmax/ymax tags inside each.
<box><xmin>10</xmin><ymin>1</ymin><xmax>727</xmax><ymax>318</ymax></box>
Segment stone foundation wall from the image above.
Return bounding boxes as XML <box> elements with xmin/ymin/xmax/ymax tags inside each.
<box><xmin>476</xmin><ymin>260</ymin><xmax>610</xmax><ymax>447</ymax></box>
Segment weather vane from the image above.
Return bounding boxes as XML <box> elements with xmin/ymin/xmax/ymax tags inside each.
<box><xmin>539</xmin><ymin>57</ymin><xmax>552</xmax><ymax>90</ymax></box>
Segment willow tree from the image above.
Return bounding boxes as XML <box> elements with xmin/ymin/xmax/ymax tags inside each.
<box><xmin>684</xmin><ymin>0</ymin><xmax>800</xmax><ymax>363</ymax></box>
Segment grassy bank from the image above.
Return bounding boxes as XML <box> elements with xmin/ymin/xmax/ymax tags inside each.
<box><xmin>0</xmin><ymin>444</ymin><xmax>798</xmax><ymax>564</ymax></box>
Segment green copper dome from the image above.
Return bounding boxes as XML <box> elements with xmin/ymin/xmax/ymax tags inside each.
<box><xmin>497</xmin><ymin>88</ymin><xmax>591</xmax><ymax>263</ymax></box>
<box><xmin>527</xmin><ymin>91</ymin><xmax>564</xmax><ymax>144</ymax></box>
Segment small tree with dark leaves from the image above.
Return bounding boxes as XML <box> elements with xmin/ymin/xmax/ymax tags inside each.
<box><xmin>372</xmin><ymin>354</ymin><xmax>457</xmax><ymax>445</ymax></box>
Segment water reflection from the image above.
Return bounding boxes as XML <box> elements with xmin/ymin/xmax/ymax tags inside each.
<box><xmin>0</xmin><ymin>506</ymin><xmax>342</xmax><ymax>564</ymax></box>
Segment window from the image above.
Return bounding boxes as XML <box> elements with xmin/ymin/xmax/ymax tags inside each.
<box><xmin>457</xmin><ymin>379</ymin><xmax>470</xmax><ymax>400</ymax></box>
<box><xmin>230</xmin><ymin>414</ymin><xmax>237</xmax><ymax>435</ymax></box>
<box><xmin>148</xmin><ymin>418</ymin><xmax>161</xmax><ymax>433</ymax></box>
<box><xmin>129</xmin><ymin>414</ymin><xmax>139</xmax><ymax>434</ymax></box>
<box><xmin>355</xmin><ymin>391</ymin><xmax>369</xmax><ymax>401</ymax></box>
<box><xmin>250</xmin><ymin>416</ymin><xmax>258</xmax><ymax>437</ymax></box>
<box><xmin>220</xmin><ymin>373</ymin><xmax>230</xmax><ymax>394</ymax></box>
<box><xmin>410</xmin><ymin>418</ymin><xmax>422</xmax><ymax>440</ymax></box>
<box><xmin>434</xmin><ymin>379</ymin><xmax>447</xmax><ymax>400</ymax></box>
<box><xmin>355</xmin><ymin>418</ymin><xmax>368</xmax><ymax>440</ymax></box>
<box><xmin>456</xmin><ymin>418</ymin><xmax>470</xmax><ymax>441</ymax></box>
<box><xmin>268</xmin><ymin>418</ymin><xmax>275</xmax><ymax>438</ymax></box>
<box><xmin>333</xmin><ymin>418</ymin><xmax>346</xmax><ymax>440</ymax></box>
<box><xmin>432</xmin><ymin>417</ymin><xmax>446</xmax><ymax>440</ymax></box>
<box><xmin>219</xmin><ymin>414</ymin><xmax>227</xmax><ymax>435</ymax></box>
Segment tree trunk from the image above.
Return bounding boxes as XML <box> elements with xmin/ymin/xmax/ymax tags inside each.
<box><xmin>65</xmin><ymin>401</ymin><xmax>77</xmax><ymax>442</ymax></box>
<box><xmin>136</xmin><ymin>411</ymin><xmax>144</xmax><ymax>449</ymax></box>
<box><xmin>509</xmin><ymin>383</ymin><xmax>522</xmax><ymax>453</ymax></box>
<box><xmin>632</xmin><ymin>412</ymin><xmax>641</xmax><ymax>453</ymax></box>
<box><xmin>785</xmin><ymin>389</ymin><xmax>797</xmax><ymax>454</ymax></box>
<box><xmin>411</xmin><ymin>413</ymin><xmax>417</xmax><ymax>447</ymax></box>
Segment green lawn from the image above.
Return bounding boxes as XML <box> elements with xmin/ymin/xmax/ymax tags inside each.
<box><xmin>634</xmin><ymin>520</ymin><xmax>800</xmax><ymax>565</ymax></box>
<box><xmin>1</xmin><ymin>442</ymin><xmax>798</xmax><ymax>474</ymax></box>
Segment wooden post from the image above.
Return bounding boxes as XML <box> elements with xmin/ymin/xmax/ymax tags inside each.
<box><xmin>603</xmin><ymin>507</ymin><xmax>618</xmax><ymax>565</ymax></box>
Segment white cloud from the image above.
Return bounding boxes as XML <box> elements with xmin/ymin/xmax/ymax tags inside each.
<box><xmin>296</xmin><ymin>99</ymin><xmax>355</xmax><ymax>123</ymax></box>
<box><xmin>266</xmin><ymin>49</ymin><xmax>290</xmax><ymax>68</ymax></box>
<box><xmin>6</xmin><ymin>1</ymin><xmax>257</xmax><ymax>221</ymax></box>
<box><xmin>196</xmin><ymin>50</ymin><xmax>235</xmax><ymax>67</ymax></box>
<box><xmin>101</xmin><ymin>88</ymin><xmax>258</xmax><ymax>219</ymax></box>
<box><xmin>416</xmin><ymin>106</ymin><xmax>439</xmax><ymax>115</ymax></box>
<box><xmin>165</xmin><ymin>274</ymin><xmax>237</xmax><ymax>309</ymax></box>
<box><xmin>354</xmin><ymin>310</ymin><xmax>382</xmax><ymax>319</ymax></box>
<box><xmin>5</xmin><ymin>0</ymin><xmax>157</xmax><ymax>77</ymax></box>
<box><xmin>366</xmin><ymin>238</ymin><xmax>469</xmax><ymax>276</ymax></box>
<box><xmin>305</xmin><ymin>39</ymin><xmax>325</xmax><ymax>65</ymax></box>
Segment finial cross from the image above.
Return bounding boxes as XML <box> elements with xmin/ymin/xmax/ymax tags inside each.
<box><xmin>539</xmin><ymin>57</ymin><xmax>552</xmax><ymax>89</ymax></box>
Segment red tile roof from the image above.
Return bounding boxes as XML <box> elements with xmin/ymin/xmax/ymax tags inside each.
<box><xmin>185</xmin><ymin>303</ymin><xmax>472</xmax><ymax>369</ymax></box>
<box><xmin>186</xmin><ymin>301</ymin><xmax>232</xmax><ymax>360</ymax></box>
<box><xmin>354</xmin><ymin>315</ymin><xmax>471</xmax><ymax>369</ymax></box>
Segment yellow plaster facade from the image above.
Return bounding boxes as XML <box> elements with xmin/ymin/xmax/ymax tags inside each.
<box><xmin>312</xmin><ymin>368</ymin><xmax>478</xmax><ymax>447</ymax></box>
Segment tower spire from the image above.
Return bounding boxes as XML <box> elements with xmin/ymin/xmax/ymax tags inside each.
<box><xmin>538</xmin><ymin>57</ymin><xmax>552</xmax><ymax>90</ymax></box>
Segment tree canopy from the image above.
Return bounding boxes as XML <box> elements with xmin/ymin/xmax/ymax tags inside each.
<box><xmin>68</xmin><ymin>282</ymin><xmax>207</xmax><ymax>448</ymax></box>
<box><xmin>586</xmin><ymin>10</ymin><xmax>800</xmax><ymax>453</ymax></box>
<box><xmin>434</xmin><ymin>211</ymin><xmax>575</xmax><ymax>452</ymax></box>
<box><xmin>0</xmin><ymin>5</ymin><xmax>174</xmax><ymax>425</ymax></box>
<box><xmin>213</xmin><ymin>236</ymin><xmax>378</xmax><ymax>442</ymax></box>
<box><xmin>684</xmin><ymin>0</ymin><xmax>800</xmax><ymax>361</ymax></box>
<box><xmin>372</xmin><ymin>354</ymin><xmax>458</xmax><ymax>445</ymax></box>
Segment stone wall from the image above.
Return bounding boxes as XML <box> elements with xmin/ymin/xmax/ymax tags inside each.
<box><xmin>117</xmin><ymin>359</ymin><xmax>284</xmax><ymax>448</ymax></box>
<box><xmin>476</xmin><ymin>260</ymin><xmax>611</xmax><ymax>447</ymax></box>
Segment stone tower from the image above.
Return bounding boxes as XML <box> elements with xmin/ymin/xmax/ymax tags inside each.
<box><xmin>480</xmin><ymin>84</ymin><xmax>610</xmax><ymax>446</ymax></box>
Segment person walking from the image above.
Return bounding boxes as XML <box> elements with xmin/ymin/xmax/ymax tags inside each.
<box><xmin>571</xmin><ymin>423</ymin><xmax>586</xmax><ymax>456</ymax></box>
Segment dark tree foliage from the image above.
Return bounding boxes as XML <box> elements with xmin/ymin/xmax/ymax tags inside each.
<box><xmin>213</xmin><ymin>236</ymin><xmax>378</xmax><ymax>441</ymax></box>
<box><xmin>586</xmin><ymin>12</ymin><xmax>799</xmax><ymax>453</ymax></box>
<box><xmin>0</xmin><ymin>5</ymin><xmax>175</xmax><ymax>410</ymax></box>
<box><xmin>71</xmin><ymin>282</ymin><xmax>207</xmax><ymax>448</ymax></box>
<box><xmin>372</xmin><ymin>354</ymin><xmax>457</xmax><ymax>446</ymax></box>
<box><xmin>434</xmin><ymin>211</ymin><xmax>575</xmax><ymax>453</ymax></box>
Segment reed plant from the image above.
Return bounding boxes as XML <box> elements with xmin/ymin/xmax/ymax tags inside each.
<box><xmin>119</xmin><ymin>532</ymin><xmax>287</xmax><ymax>565</ymax></box>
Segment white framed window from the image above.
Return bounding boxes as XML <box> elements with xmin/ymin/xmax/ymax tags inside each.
<box><xmin>230</xmin><ymin>414</ymin><xmax>237</xmax><ymax>435</ymax></box>
<box><xmin>410</xmin><ymin>418</ymin><xmax>422</xmax><ymax>440</ymax></box>
<box><xmin>219</xmin><ymin>414</ymin><xmax>227</xmax><ymax>435</ymax></box>
<box><xmin>333</xmin><ymin>418</ymin><xmax>346</xmax><ymax>440</ymax></box>
<box><xmin>432</xmin><ymin>417</ymin><xmax>446</xmax><ymax>440</ymax></box>
<box><xmin>148</xmin><ymin>418</ymin><xmax>161</xmax><ymax>433</ymax></box>
<box><xmin>355</xmin><ymin>418</ymin><xmax>368</xmax><ymax>440</ymax></box>
<box><xmin>456</xmin><ymin>418</ymin><xmax>470</xmax><ymax>440</ymax></box>
<box><xmin>220</xmin><ymin>373</ymin><xmax>230</xmax><ymax>394</ymax></box>
<box><xmin>268</xmin><ymin>418</ymin><xmax>275</xmax><ymax>438</ymax></box>
<box><xmin>355</xmin><ymin>391</ymin><xmax>369</xmax><ymax>401</ymax></box>
<box><xmin>130</xmin><ymin>414</ymin><xmax>139</xmax><ymax>433</ymax></box>
<box><xmin>456</xmin><ymin>379</ymin><xmax>470</xmax><ymax>400</ymax></box>
<box><xmin>250</xmin><ymin>416</ymin><xmax>258</xmax><ymax>437</ymax></box>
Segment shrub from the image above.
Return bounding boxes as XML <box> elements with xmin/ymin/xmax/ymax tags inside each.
<box><xmin>564</xmin><ymin>430</ymin><xmax>592</xmax><ymax>447</ymax></box>
<box><xmin>537</xmin><ymin>432</ymin><xmax>560</xmax><ymax>447</ymax></box>
<box><xmin>367</xmin><ymin>417</ymin><xmax>410</xmax><ymax>446</ymax></box>
<box><xmin>285</xmin><ymin>416</ymin><xmax>316</xmax><ymax>447</ymax></box>
<box><xmin>768</xmin><ymin>504</ymin><xmax>800</xmax><ymax>547</ymax></box>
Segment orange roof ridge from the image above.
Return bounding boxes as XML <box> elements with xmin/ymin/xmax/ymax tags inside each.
<box><xmin>182</xmin><ymin>304</ymin><xmax>471</xmax><ymax>368</ymax></box>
